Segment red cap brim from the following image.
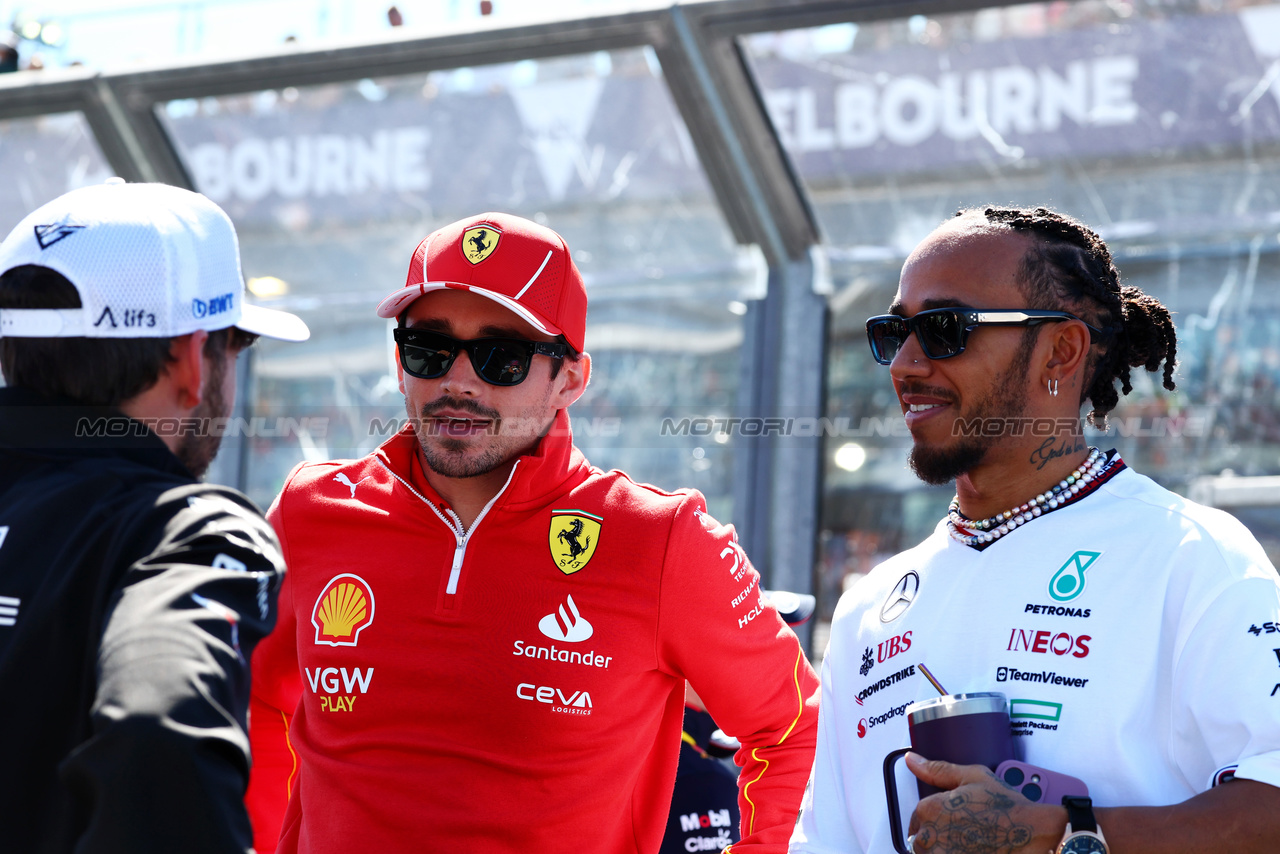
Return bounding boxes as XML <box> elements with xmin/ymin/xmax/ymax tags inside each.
<box><xmin>376</xmin><ymin>282</ymin><xmax>564</xmax><ymax>339</ymax></box>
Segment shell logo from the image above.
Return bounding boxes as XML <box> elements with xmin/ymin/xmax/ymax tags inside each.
<box><xmin>311</xmin><ymin>573</ymin><xmax>376</xmax><ymax>647</ymax></box>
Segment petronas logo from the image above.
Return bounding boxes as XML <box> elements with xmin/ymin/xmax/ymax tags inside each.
<box><xmin>1048</xmin><ymin>551</ymin><xmax>1101</xmax><ymax>602</ymax></box>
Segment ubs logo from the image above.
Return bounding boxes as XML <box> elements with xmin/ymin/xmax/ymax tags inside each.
<box><xmin>880</xmin><ymin>571</ymin><xmax>919</xmax><ymax>623</ymax></box>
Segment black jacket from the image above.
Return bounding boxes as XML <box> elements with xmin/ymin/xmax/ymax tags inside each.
<box><xmin>0</xmin><ymin>387</ymin><xmax>286</xmax><ymax>853</ymax></box>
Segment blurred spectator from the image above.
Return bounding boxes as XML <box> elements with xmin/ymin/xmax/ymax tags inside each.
<box><xmin>0</xmin><ymin>33</ymin><xmax>18</xmax><ymax>74</ymax></box>
<box><xmin>25</xmin><ymin>54</ymin><xmax>43</xmax><ymax>71</ymax></box>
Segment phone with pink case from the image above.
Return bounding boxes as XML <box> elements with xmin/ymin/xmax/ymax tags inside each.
<box><xmin>995</xmin><ymin>760</ymin><xmax>1089</xmax><ymax>804</ymax></box>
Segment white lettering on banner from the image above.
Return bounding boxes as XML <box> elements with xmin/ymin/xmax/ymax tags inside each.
<box><xmin>679</xmin><ymin>810</ymin><xmax>733</xmax><ymax>832</ymax></box>
<box><xmin>766</xmin><ymin>56</ymin><xmax>1139</xmax><ymax>152</ymax></box>
<box><xmin>304</xmin><ymin>666</ymin><xmax>374</xmax><ymax>693</ymax></box>
<box><xmin>190</xmin><ymin>128</ymin><xmax>432</xmax><ymax>203</ymax></box>
<box><xmin>685</xmin><ymin>831</ymin><xmax>733</xmax><ymax>852</ymax></box>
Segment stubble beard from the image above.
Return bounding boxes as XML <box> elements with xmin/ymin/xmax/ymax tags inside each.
<box><xmin>420</xmin><ymin>432</ymin><xmax>511</xmax><ymax>479</ymax></box>
<box><xmin>907</xmin><ymin>335</ymin><xmax>1035</xmax><ymax>486</ymax></box>
<box><xmin>411</xmin><ymin>395</ymin><xmax>540</xmax><ymax>480</ymax></box>
<box><xmin>177</xmin><ymin>356</ymin><xmax>229</xmax><ymax>479</ymax></box>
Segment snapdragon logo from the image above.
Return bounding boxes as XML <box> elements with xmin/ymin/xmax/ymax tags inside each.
<box><xmin>856</xmin><ymin>701</ymin><xmax>910</xmax><ymax>738</ymax></box>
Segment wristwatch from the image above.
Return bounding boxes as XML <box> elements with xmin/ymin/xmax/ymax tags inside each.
<box><xmin>1055</xmin><ymin>796</ymin><xmax>1109</xmax><ymax>854</ymax></box>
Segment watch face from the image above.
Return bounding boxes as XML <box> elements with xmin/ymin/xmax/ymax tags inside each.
<box><xmin>1062</xmin><ymin>835</ymin><xmax>1108</xmax><ymax>854</ymax></box>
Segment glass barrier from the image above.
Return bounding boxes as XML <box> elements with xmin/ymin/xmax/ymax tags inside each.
<box><xmin>0</xmin><ymin>112</ymin><xmax>112</xmax><ymax>390</ymax></box>
<box><xmin>159</xmin><ymin>48</ymin><xmax>756</xmax><ymax>519</ymax></box>
<box><xmin>0</xmin><ymin>112</ymin><xmax>111</xmax><ymax>241</ymax></box>
<box><xmin>743</xmin><ymin>1</ymin><xmax>1280</xmax><ymax>626</ymax></box>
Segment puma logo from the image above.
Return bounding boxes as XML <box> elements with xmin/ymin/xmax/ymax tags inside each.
<box><xmin>334</xmin><ymin>473</ymin><xmax>372</xmax><ymax>499</ymax></box>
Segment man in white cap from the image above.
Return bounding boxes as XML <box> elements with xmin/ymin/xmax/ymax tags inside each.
<box><xmin>0</xmin><ymin>180</ymin><xmax>309</xmax><ymax>853</ymax></box>
<box><xmin>246</xmin><ymin>212</ymin><xmax>819</xmax><ymax>854</ymax></box>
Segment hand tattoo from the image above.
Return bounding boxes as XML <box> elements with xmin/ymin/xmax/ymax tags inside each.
<box><xmin>912</xmin><ymin>788</ymin><xmax>1034</xmax><ymax>853</ymax></box>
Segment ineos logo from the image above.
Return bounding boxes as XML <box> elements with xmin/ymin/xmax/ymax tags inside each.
<box><xmin>1006</xmin><ymin>628</ymin><xmax>1091</xmax><ymax>658</ymax></box>
<box><xmin>880</xmin><ymin>572</ymin><xmax>919</xmax><ymax>623</ymax></box>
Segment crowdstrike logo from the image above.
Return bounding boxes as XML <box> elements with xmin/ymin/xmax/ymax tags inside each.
<box><xmin>539</xmin><ymin>594</ymin><xmax>593</xmax><ymax>642</ymax></box>
<box><xmin>855</xmin><ymin>664</ymin><xmax>917</xmax><ymax>706</ymax></box>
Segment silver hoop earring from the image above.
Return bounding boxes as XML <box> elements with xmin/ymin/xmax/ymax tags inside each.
<box><xmin>1048</xmin><ymin>379</ymin><xmax>1059</xmax><ymax>397</ymax></box>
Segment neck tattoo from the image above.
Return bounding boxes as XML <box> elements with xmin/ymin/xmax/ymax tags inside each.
<box><xmin>946</xmin><ymin>448</ymin><xmax>1110</xmax><ymax>547</ymax></box>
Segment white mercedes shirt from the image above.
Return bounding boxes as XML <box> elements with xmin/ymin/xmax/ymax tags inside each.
<box><xmin>791</xmin><ymin>459</ymin><xmax>1280</xmax><ymax>854</ymax></box>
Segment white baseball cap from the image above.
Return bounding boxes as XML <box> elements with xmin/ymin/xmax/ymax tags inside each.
<box><xmin>0</xmin><ymin>180</ymin><xmax>309</xmax><ymax>342</ymax></box>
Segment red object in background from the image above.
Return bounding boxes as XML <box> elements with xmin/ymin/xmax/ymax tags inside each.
<box><xmin>387</xmin><ymin>5</ymin><xmax>403</xmax><ymax>27</ymax></box>
<box><xmin>480</xmin><ymin>1</ymin><xmax>493</xmax><ymax>15</ymax></box>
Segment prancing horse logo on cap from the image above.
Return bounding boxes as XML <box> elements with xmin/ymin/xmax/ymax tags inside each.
<box><xmin>462</xmin><ymin>225</ymin><xmax>501</xmax><ymax>264</ymax></box>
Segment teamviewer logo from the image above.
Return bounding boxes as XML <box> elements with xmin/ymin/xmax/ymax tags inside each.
<box><xmin>997</xmin><ymin>667</ymin><xmax>1008</xmax><ymax>682</ymax></box>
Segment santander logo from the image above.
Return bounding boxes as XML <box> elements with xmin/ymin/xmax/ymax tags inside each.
<box><xmin>538</xmin><ymin>594</ymin><xmax>594</xmax><ymax>643</ymax></box>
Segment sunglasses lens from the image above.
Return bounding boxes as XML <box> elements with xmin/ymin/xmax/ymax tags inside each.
<box><xmin>399</xmin><ymin>333</ymin><xmax>456</xmax><ymax>379</ymax></box>
<box><xmin>916</xmin><ymin>311</ymin><xmax>965</xmax><ymax>359</ymax></box>
<box><xmin>470</xmin><ymin>339</ymin><xmax>534</xmax><ymax>386</ymax></box>
<box><xmin>867</xmin><ymin>318</ymin><xmax>908</xmax><ymax>365</ymax></box>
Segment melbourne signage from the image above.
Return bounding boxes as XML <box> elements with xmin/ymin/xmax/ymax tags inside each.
<box><xmin>755</xmin><ymin>9</ymin><xmax>1280</xmax><ymax>179</ymax></box>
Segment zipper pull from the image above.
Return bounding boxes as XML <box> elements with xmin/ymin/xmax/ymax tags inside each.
<box><xmin>446</xmin><ymin>539</ymin><xmax>465</xmax><ymax>595</ymax></box>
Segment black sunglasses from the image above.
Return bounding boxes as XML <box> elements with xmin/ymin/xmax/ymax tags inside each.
<box><xmin>865</xmin><ymin>308</ymin><xmax>1104</xmax><ymax>365</ymax></box>
<box><xmin>393</xmin><ymin>327</ymin><xmax>568</xmax><ymax>386</ymax></box>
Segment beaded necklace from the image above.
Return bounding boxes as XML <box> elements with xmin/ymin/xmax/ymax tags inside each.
<box><xmin>946</xmin><ymin>448</ymin><xmax>1109</xmax><ymax>547</ymax></box>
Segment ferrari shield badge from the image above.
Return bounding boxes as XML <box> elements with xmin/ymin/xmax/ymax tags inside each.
<box><xmin>462</xmin><ymin>225</ymin><xmax>501</xmax><ymax>264</ymax></box>
<box><xmin>548</xmin><ymin>509</ymin><xmax>602</xmax><ymax>575</ymax></box>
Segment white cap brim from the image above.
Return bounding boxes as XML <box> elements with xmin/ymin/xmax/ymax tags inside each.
<box><xmin>238</xmin><ymin>302</ymin><xmax>311</xmax><ymax>342</ymax></box>
<box><xmin>376</xmin><ymin>282</ymin><xmax>562</xmax><ymax>338</ymax></box>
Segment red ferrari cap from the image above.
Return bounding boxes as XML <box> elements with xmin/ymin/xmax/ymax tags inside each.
<box><xmin>376</xmin><ymin>212</ymin><xmax>587</xmax><ymax>352</ymax></box>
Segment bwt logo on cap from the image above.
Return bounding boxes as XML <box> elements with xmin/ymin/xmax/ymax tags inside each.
<box><xmin>312</xmin><ymin>573</ymin><xmax>376</xmax><ymax>647</ymax></box>
<box><xmin>192</xmin><ymin>293</ymin><xmax>235</xmax><ymax>319</ymax></box>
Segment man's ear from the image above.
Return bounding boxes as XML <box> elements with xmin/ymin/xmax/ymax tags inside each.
<box><xmin>553</xmin><ymin>352</ymin><xmax>591</xmax><ymax>408</ymax></box>
<box><xmin>167</xmin><ymin>330</ymin><xmax>209</xmax><ymax>411</ymax></box>
<box><xmin>1043</xmin><ymin>320</ymin><xmax>1092</xmax><ymax>389</ymax></box>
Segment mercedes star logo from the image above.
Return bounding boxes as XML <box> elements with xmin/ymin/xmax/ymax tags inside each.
<box><xmin>880</xmin><ymin>571</ymin><xmax>920</xmax><ymax>623</ymax></box>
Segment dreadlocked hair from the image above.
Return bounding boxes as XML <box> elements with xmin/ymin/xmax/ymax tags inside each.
<box><xmin>954</xmin><ymin>206</ymin><xmax>1177</xmax><ymax>428</ymax></box>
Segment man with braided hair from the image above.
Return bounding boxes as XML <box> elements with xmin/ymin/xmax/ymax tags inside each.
<box><xmin>791</xmin><ymin>206</ymin><xmax>1280</xmax><ymax>854</ymax></box>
